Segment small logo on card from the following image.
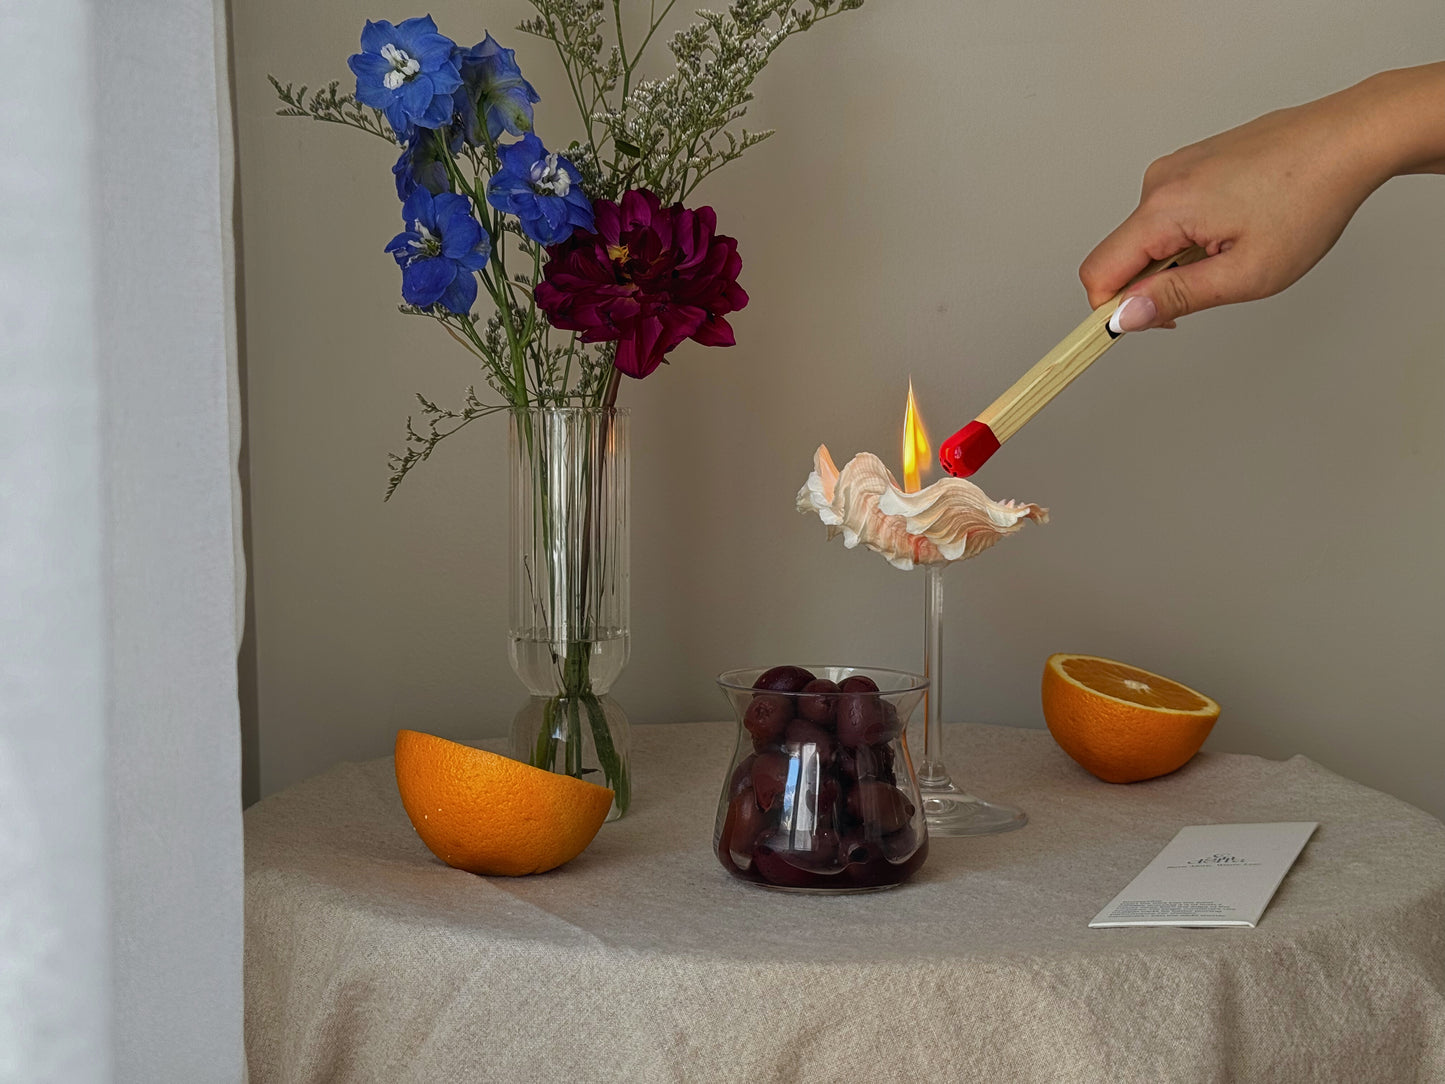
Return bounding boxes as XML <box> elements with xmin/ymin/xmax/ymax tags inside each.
<box><xmin>1168</xmin><ymin>852</ymin><xmax>1260</xmax><ymax>869</ymax></box>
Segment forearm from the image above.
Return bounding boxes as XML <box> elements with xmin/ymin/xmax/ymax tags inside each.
<box><xmin>1347</xmin><ymin>62</ymin><xmax>1445</xmax><ymax>178</ymax></box>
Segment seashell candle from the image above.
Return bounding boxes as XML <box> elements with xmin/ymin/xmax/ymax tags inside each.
<box><xmin>796</xmin><ymin>445</ymin><xmax>1047</xmax><ymax>570</ymax></box>
<box><xmin>797</xmin><ymin>441</ymin><xmax>1047</xmax><ymax>836</ymax></box>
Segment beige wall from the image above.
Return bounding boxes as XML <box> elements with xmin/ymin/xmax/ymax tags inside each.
<box><xmin>234</xmin><ymin>1</ymin><xmax>1445</xmax><ymax>818</ymax></box>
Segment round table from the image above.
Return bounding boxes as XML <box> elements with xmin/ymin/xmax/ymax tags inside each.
<box><xmin>244</xmin><ymin>722</ymin><xmax>1445</xmax><ymax>1083</ymax></box>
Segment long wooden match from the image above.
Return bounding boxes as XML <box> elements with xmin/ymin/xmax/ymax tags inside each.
<box><xmin>939</xmin><ymin>245</ymin><xmax>1208</xmax><ymax>477</ymax></box>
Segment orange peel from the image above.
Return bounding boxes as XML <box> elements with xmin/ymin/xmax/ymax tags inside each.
<box><xmin>394</xmin><ymin>729</ymin><xmax>613</xmax><ymax>875</ymax></box>
<box><xmin>1042</xmin><ymin>654</ymin><xmax>1220</xmax><ymax>784</ymax></box>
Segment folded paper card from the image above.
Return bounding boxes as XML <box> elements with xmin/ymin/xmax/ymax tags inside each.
<box><xmin>1090</xmin><ymin>822</ymin><xmax>1318</xmax><ymax>929</ymax></box>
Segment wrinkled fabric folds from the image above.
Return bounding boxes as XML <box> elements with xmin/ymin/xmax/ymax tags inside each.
<box><xmin>246</xmin><ymin>723</ymin><xmax>1445</xmax><ymax>1083</ymax></box>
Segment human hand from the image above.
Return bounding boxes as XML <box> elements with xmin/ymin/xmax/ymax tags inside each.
<box><xmin>1080</xmin><ymin>65</ymin><xmax>1445</xmax><ymax>331</ymax></box>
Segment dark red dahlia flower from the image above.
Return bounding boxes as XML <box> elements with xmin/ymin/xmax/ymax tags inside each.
<box><xmin>534</xmin><ymin>188</ymin><xmax>748</xmax><ymax>379</ymax></box>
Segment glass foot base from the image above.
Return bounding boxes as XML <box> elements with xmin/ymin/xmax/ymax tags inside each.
<box><xmin>919</xmin><ymin>782</ymin><xmax>1027</xmax><ymax>836</ymax></box>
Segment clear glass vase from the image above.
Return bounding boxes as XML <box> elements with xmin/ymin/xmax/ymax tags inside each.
<box><xmin>714</xmin><ymin>666</ymin><xmax>930</xmax><ymax>892</ymax></box>
<box><xmin>507</xmin><ymin>407</ymin><xmax>630</xmax><ymax>820</ymax></box>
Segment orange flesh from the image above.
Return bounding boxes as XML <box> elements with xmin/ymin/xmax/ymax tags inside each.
<box><xmin>1059</xmin><ymin>656</ymin><xmax>1210</xmax><ymax>713</ymax></box>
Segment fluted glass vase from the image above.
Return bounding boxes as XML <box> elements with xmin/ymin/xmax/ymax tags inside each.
<box><xmin>507</xmin><ymin>407</ymin><xmax>631</xmax><ymax>820</ymax></box>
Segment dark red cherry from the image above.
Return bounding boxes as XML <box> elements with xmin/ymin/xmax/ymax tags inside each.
<box><xmin>726</xmin><ymin>788</ymin><xmax>773</xmax><ymax>869</ymax></box>
<box><xmin>839</xmin><ymin>834</ymin><xmax>879</xmax><ymax>867</ymax></box>
<box><xmin>750</xmin><ymin>751</ymin><xmax>790</xmax><ymax>812</ymax></box>
<box><xmin>743</xmin><ymin>693</ymin><xmax>793</xmax><ymax>745</ymax></box>
<box><xmin>752</xmin><ymin>844</ymin><xmax>821</xmax><ymax>888</ymax></box>
<box><xmin>881</xmin><ymin>823</ymin><xmax>922</xmax><ymax>862</ymax></box>
<box><xmin>847</xmin><ymin>781</ymin><xmax>916</xmax><ymax>835</ymax></box>
<box><xmin>804</xmin><ymin>775</ymin><xmax>840</xmax><ymax>816</ymax></box>
<box><xmin>845</xmin><ymin>742</ymin><xmax>896</xmax><ymax>784</ymax></box>
<box><xmin>868</xmin><ymin>742</ymin><xmax>898</xmax><ymax>785</ymax></box>
<box><xmin>729</xmin><ymin>753</ymin><xmax>757</xmax><ymax>799</ymax></box>
<box><xmin>797</xmin><ymin>679</ymin><xmax>840</xmax><ymax>726</ymax></box>
<box><xmin>716</xmin><ymin>797</ymin><xmax>741</xmax><ymax>873</ymax></box>
<box><xmin>840</xmin><ymin>850</ymin><xmax>890</xmax><ymax>888</ymax></box>
<box><xmin>836</xmin><ymin>693</ymin><xmax>885</xmax><ymax>748</ymax></box>
<box><xmin>838</xmin><ymin>675</ymin><xmax>880</xmax><ymax>695</ymax></box>
<box><xmin>783</xmin><ymin>825</ymin><xmax>844</xmax><ymax>874</ymax></box>
<box><xmin>784</xmin><ymin>718</ymin><xmax>835</xmax><ymax>764</ymax></box>
<box><xmin>752</xmin><ymin>665</ymin><xmax>817</xmax><ymax>694</ymax></box>
<box><xmin>880</xmin><ymin>701</ymin><xmax>901</xmax><ymax>741</ymax></box>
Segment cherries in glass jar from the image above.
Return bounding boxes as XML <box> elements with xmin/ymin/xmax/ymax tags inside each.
<box><xmin>714</xmin><ymin>666</ymin><xmax>929</xmax><ymax>892</ymax></box>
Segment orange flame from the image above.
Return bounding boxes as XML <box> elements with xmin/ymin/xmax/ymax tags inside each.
<box><xmin>901</xmin><ymin>379</ymin><xmax>931</xmax><ymax>493</ymax></box>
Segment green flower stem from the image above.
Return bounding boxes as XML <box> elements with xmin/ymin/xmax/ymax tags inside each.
<box><xmin>535</xmin><ymin>695</ymin><xmax>559</xmax><ymax>767</ymax></box>
<box><xmin>631</xmin><ymin>0</ymin><xmax>678</xmax><ymax>71</ymax></box>
<box><xmin>612</xmin><ymin>0</ymin><xmax>630</xmax><ymax>95</ymax></box>
<box><xmin>438</xmin><ymin>140</ymin><xmax>485</xmax><ymax>208</ymax></box>
<box><xmin>521</xmin><ymin>246</ymin><xmax>542</xmax><ymax>338</ymax></box>
<box><xmin>517</xmin><ymin>246</ymin><xmax>546</xmax><ymax>399</ymax></box>
<box><xmin>479</xmin><ymin>263</ymin><xmax>529</xmax><ymax>408</ymax></box>
<box><xmin>444</xmin><ymin>314</ymin><xmax>506</xmax><ymax>392</ymax></box>
<box><xmin>566</xmin><ymin>696</ymin><xmax>581</xmax><ymax>777</ymax></box>
<box><xmin>469</xmin><ymin>140</ymin><xmax>539</xmax><ymax>407</ymax></box>
<box><xmin>558</xmin><ymin>332</ymin><xmax>576</xmax><ymax>395</ymax></box>
<box><xmin>530</xmin><ymin>640</ymin><xmax>630</xmax><ymax>812</ymax></box>
<box><xmin>584</xmin><ymin>692</ymin><xmax>628</xmax><ymax>811</ymax></box>
<box><xmin>530</xmin><ymin>8</ymin><xmax>600</xmax><ymax>158</ymax></box>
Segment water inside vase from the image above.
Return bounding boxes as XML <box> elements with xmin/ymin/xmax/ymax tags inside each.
<box><xmin>508</xmin><ymin>627</ymin><xmax>630</xmax><ymax>697</ymax></box>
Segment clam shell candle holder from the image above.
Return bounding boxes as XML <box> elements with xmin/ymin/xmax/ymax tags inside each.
<box><xmin>798</xmin><ymin>445</ymin><xmax>1047</xmax><ymax>836</ymax></box>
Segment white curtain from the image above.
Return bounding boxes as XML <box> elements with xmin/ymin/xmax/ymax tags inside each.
<box><xmin>0</xmin><ymin>0</ymin><xmax>245</xmax><ymax>1080</ymax></box>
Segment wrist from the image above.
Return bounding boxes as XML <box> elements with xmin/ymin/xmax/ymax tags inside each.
<box><xmin>1348</xmin><ymin>63</ymin><xmax>1445</xmax><ymax>179</ymax></box>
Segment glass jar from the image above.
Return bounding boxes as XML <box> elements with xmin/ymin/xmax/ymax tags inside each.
<box><xmin>714</xmin><ymin>666</ymin><xmax>930</xmax><ymax>892</ymax></box>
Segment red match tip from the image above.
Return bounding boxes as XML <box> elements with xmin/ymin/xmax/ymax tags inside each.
<box><xmin>939</xmin><ymin>420</ymin><xmax>1000</xmax><ymax>478</ymax></box>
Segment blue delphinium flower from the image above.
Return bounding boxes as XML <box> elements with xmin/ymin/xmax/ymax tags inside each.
<box><xmin>454</xmin><ymin>33</ymin><xmax>540</xmax><ymax>144</ymax></box>
<box><xmin>393</xmin><ymin>128</ymin><xmax>455</xmax><ymax>199</ymax></box>
<box><xmin>385</xmin><ymin>189</ymin><xmax>490</xmax><ymax>314</ymax></box>
<box><xmin>486</xmin><ymin>134</ymin><xmax>594</xmax><ymax>246</ymax></box>
<box><xmin>348</xmin><ymin>17</ymin><xmax>462</xmax><ymax>139</ymax></box>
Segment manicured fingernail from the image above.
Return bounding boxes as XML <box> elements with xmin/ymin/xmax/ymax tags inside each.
<box><xmin>1108</xmin><ymin>296</ymin><xmax>1158</xmax><ymax>334</ymax></box>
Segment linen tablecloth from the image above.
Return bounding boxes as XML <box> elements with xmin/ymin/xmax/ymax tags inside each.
<box><xmin>245</xmin><ymin>722</ymin><xmax>1445</xmax><ymax>1083</ymax></box>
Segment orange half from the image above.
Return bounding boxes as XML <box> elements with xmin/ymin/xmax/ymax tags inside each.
<box><xmin>394</xmin><ymin>730</ymin><xmax>614</xmax><ymax>876</ymax></box>
<box><xmin>1042</xmin><ymin>654</ymin><xmax>1220</xmax><ymax>783</ymax></box>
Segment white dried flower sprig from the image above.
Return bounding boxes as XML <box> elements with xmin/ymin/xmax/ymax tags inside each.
<box><xmin>520</xmin><ymin>0</ymin><xmax>864</xmax><ymax>202</ymax></box>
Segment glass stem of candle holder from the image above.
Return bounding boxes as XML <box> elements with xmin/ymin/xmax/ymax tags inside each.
<box><xmin>920</xmin><ymin>563</ymin><xmax>948</xmax><ymax>787</ymax></box>
<box><xmin>915</xmin><ymin>562</ymin><xmax>1029</xmax><ymax>837</ymax></box>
